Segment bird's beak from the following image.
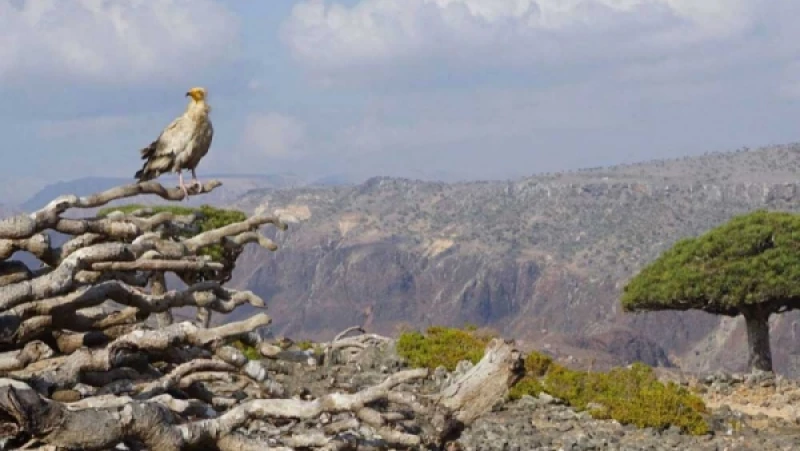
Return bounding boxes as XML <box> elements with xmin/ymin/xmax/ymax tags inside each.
<box><xmin>185</xmin><ymin>91</ymin><xmax>191</xmax><ymax>97</ymax></box>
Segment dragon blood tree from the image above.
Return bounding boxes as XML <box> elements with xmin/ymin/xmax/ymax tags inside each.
<box><xmin>96</xmin><ymin>203</ymin><xmax>259</xmax><ymax>329</ymax></box>
<box><xmin>621</xmin><ymin>210</ymin><xmax>800</xmax><ymax>373</ymax></box>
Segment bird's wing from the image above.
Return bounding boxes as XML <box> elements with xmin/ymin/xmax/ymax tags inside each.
<box><xmin>135</xmin><ymin>113</ymin><xmax>197</xmax><ymax>180</ymax></box>
<box><xmin>142</xmin><ymin>114</ymin><xmax>196</xmax><ymax>161</ymax></box>
<box><xmin>185</xmin><ymin>119</ymin><xmax>214</xmax><ymax>169</ymax></box>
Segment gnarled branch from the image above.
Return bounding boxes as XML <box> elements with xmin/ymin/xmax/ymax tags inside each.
<box><xmin>0</xmin><ymin>180</ymin><xmax>223</xmax><ymax>240</ymax></box>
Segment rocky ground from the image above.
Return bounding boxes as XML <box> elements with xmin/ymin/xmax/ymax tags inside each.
<box><xmin>459</xmin><ymin>393</ymin><xmax>800</xmax><ymax>451</ymax></box>
<box><xmin>260</xmin><ymin>342</ymin><xmax>800</xmax><ymax>451</ymax></box>
<box><xmin>458</xmin><ymin>368</ymin><xmax>800</xmax><ymax>451</ymax></box>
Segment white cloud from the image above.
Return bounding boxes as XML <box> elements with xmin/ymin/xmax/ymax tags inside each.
<box><xmin>277</xmin><ymin>0</ymin><xmax>800</xmax><ymax>176</ymax></box>
<box><xmin>241</xmin><ymin>113</ymin><xmax>308</xmax><ymax>159</ymax></box>
<box><xmin>281</xmin><ymin>0</ymin><xmax>759</xmax><ymax>76</ymax></box>
<box><xmin>0</xmin><ymin>0</ymin><xmax>239</xmax><ymax>85</ymax></box>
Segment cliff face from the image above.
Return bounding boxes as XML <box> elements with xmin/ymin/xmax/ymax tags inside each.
<box><xmin>1</xmin><ymin>143</ymin><xmax>791</xmax><ymax>374</ymax></box>
<box><xmin>218</xmin><ymin>144</ymin><xmax>800</xmax><ymax>374</ymax></box>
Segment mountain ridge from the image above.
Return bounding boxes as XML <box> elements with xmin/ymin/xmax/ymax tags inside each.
<box><xmin>7</xmin><ymin>142</ymin><xmax>800</xmax><ymax>375</ymax></box>
<box><xmin>221</xmin><ymin>142</ymin><xmax>800</xmax><ymax>375</ymax></box>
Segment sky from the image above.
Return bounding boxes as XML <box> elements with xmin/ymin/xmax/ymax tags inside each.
<box><xmin>1</xmin><ymin>0</ymin><xmax>800</xmax><ymax>203</ymax></box>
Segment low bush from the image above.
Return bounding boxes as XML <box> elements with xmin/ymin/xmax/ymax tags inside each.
<box><xmin>396</xmin><ymin>325</ymin><xmax>494</xmax><ymax>371</ymax></box>
<box><xmin>513</xmin><ymin>356</ymin><xmax>709</xmax><ymax>435</ymax></box>
<box><xmin>297</xmin><ymin>340</ymin><xmax>314</xmax><ymax>351</ymax></box>
<box><xmin>507</xmin><ymin>376</ymin><xmax>544</xmax><ymax>400</ymax></box>
<box><xmin>396</xmin><ymin>326</ymin><xmax>709</xmax><ymax>435</ymax></box>
<box><xmin>297</xmin><ymin>340</ymin><xmax>324</xmax><ymax>357</ymax></box>
<box><xmin>523</xmin><ymin>350</ymin><xmax>554</xmax><ymax>377</ymax></box>
<box><xmin>230</xmin><ymin>340</ymin><xmax>261</xmax><ymax>361</ymax></box>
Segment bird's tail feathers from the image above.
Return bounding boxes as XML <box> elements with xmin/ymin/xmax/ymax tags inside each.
<box><xmin>139</xmin><ymin>141</ymin><xmax>158</xmax><ymax>160</ymax></box>
<box><xmin>135</xmin><ymin>155</ymin><xmax>173</xmax><ymax>182</ymax></box>
<box><xmin>135</xmin><ymin>165</ymin><xmax>155</xmax><ymax>181</ymax></box>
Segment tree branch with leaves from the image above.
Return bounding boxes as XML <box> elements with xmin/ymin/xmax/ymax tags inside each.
<box><xmin>621</xmin><ymin>209</ymin><xmax>800</xmax><ymax>373</ymax></box>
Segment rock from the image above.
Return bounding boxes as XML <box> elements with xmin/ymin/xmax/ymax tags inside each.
<box><xmin>538</xmin><ymin>392</ymin><xmax>557</xmax><ymax>405</ymax></box>
<box><xmin>558</xmin><ymin>422</ymin><xmax>575</xmax><ymax>432</ymax></box>
<box><xmin>746</xmin><ymin>369</ymin><xmax>775</xmax><ymax>388</ymax></box>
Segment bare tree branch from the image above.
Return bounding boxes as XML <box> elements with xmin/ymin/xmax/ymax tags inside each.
<box><xmin>0</xmin><ymin>369</ymin><xmax>428</xmax><ymax>451</ymax></box>
<box><xmin>185</xmin><ymin>215</ymin><xmax>287</xmax><ymax>253</ymax></box>
<box><xmin>0</xmin><ymin>340</ymin><xmax>54</xmax><ymax>372</ymax></box>
<box><xmin>0</xmin><ymin>178</ymin><xmax>522</xmax><ymax>450</ymax></box>
<box><xmin>89</xmin><ymin>259</ymin><xmax>223</xmax><ymax>272</ymax></box>
<box><xmin>0</xmin><ymin>243</ymin><xmax>136</xmax><ymax>310</ymax></box>
<box><xmin>0</xmin><ymin>180</ymin><xmax>223</xmax><ymax>240</ymax></box>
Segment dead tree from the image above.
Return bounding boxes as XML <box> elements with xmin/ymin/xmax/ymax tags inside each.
<box><xmin>0</xmin><ymin>181</ymin><xmax>523</xmax><ymax>450</ymax></box>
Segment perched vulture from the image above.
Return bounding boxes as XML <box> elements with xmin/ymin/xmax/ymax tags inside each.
<box><xmin>134</xmin><ymin>86</ymin><xmax>213</xmax><ymax>198</ymax></box>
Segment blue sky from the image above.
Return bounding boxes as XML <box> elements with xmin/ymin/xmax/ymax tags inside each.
<box><xmin>1</xmin><ymin>0</ymin><xmax>800</xmax><ymax>202</ymax></box>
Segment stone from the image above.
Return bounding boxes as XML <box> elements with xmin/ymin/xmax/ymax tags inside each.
<box><xmin>538</xmin><ymin>392</ymin><xmax>557</xmax><ymax>405</ymax></box>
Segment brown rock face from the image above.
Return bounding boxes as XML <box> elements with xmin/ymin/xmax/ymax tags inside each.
<box><xmin>161</xmin><ymin>145</ymin><xmax>800</xmax><ymax>373</ymax></box>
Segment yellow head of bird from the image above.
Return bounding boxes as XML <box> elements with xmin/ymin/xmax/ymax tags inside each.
<box><xmin>185</xmin><ymin>87</ymin><xmax>207</xmax><ymax>102</ymax></box>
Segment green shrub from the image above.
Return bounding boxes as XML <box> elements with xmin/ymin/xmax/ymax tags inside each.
<box><xmin>523</xmin><ymin>351</ymin><xmax>553</xmax><ymax>377</ymax></box>
<box><xmin>297</xmin><ymin>340</ymin><xmax>314</xmax><ymax>351</ymax></box>
<box><xmin>511</xmin><ymin>356</ymin><xmax>709</xmax><ymax>435</ymax></box>
<box><xmin>398</xmin><ymin>327</ymin><xmax>709</xmax><ymax>435</ymax></box>
<box><xmin>396</xmin><ymin>326</ymin><xmax>494</xmax><ymax>371</ymax></box>
<box><xmin>230</xmin><ymin>340</ymin><xmax>261</xmax><ymax>361</ymax></box>
<box><xmin>577</xmin><ymin>364</ymin><xmax>708</xmax><ymax>435</ymax></box>
<box><xmin>296</xmin><ymin>340</ymin><xmax>324</xmax><ymax>357</ymax></box>
<box><xmin>507</xmin><ymin>376</ymin><xmax>544</xmax><ymax>400</ymax></box>
<box><xmin>98</xmin><ymin>204</ymin><xmax>247</xmax><ymax>262</ymax></box>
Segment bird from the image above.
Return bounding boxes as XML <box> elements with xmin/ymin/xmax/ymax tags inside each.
<box><xmin>134</xmin><ymin>86</ymin><xmax>213</xmax><ymax>199</ymax></box>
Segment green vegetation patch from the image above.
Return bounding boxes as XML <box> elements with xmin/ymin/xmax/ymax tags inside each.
<box><xmin>230</xmin><ymin>340</ymin><xmax>261</xmax><ymax>361</ymax></box>
<box><xmin>296</xmin><ymin>340</ymin><xmax>314</xmax><ymax>351</ymax></box>
<box><xmin>522</xmin><ymin>349</ymin><xmax>554</xmax><ymax>377</ymax></box>
<box><xmin>621</xmin><ymin>210</ymin><xmax>800</xmax><ymax>314</ymax></box>
<box><xmin>397</xmin><ymin>327</ymin><xmax>708</xmax><ymax>435</ymax></box>
<box><xmin>98</xmin><ymin>203</ymin><xmax>247</xmax><ymax>261</ymax></box>
<box><xmin>396</xmin><ymin>325</ymin><xmax>494</xmax><ymax>371</ymax></box>
<box><xmin>296</xmin><ymin>339</ymin><xmax>324</xmax><ymax>357</ymax></box>
<box><xmin>512</xmin><ymin>357</ymin><xmax>709</xmax><ymax>435</ymax></box>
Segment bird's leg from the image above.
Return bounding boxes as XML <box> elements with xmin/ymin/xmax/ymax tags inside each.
<box><xmin>178</xmin><ymin>171</ymin><xmax>190</xmax><ymax>200</ymax></box>
<box><xmin>190</xmin><ymin>169</ymin><xmax>202</xmax><ymax>190</ymax></box>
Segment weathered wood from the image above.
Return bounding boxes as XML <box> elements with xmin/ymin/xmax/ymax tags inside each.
<box><xmin>436</xmin><ymin>338</ymin><xmax>524</xmax><ymax>424</ymax></box>
<box><xmin>0</xmin><ymin>369</ymin><xmax>428</xmax><ymax>450</ymax></box>
<box><xmin>151</xmin><ymin>272</ymin><xmax>173</xmax><ymax>328</ymax></box>
<box><xmin>0</xmin><ymin>180</ymin><xmax>223</xmax><ymax>240</ymax></box>
<box><xmin>413</xmin><ymin>338</ymin><xmax>526</xmax><ymax>446</ymax></box>
<box><xmin>0</xmin><ymin>179</ymin><xmax>527</xmax><ymax>450</ymax></box>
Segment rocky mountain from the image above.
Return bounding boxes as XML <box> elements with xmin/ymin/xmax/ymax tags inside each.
<box><xmin>211</xmin><ymin>143</ymin><xmax>800</xmax><ymax>376</ymax></box>
<box><xmin>7</xmin><ymin>143</ymin><xmax>800</xmax><ymax>376</ymax></box>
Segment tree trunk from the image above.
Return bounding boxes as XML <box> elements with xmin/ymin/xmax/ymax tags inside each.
<box><xmin>743</xmin><ymin>309</ymin><xmax>773</xmax><ymax>372</ymax></box>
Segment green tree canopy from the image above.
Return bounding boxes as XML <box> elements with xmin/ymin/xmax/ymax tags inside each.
<box><xmin>621</xmin><ymin>210</ymin><xmax>800</xmax><ymax>372</ymax></box>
